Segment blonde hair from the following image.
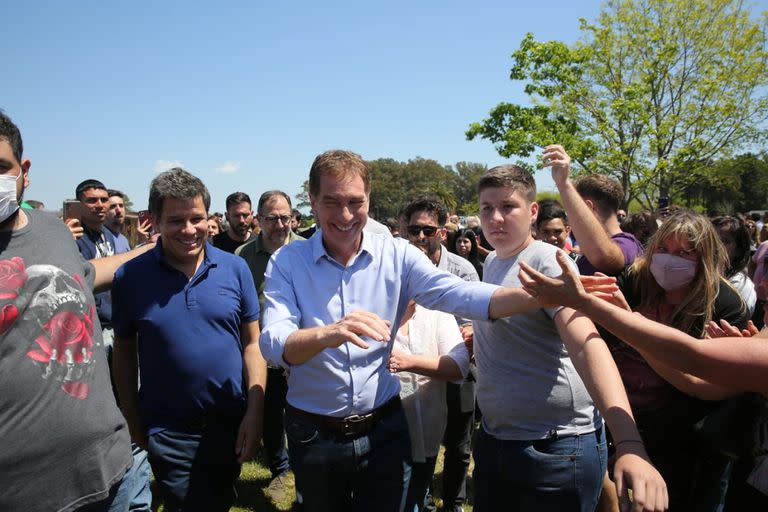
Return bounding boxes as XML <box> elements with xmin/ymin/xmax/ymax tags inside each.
<box><xmin>629</xmin><ymin>210</ymin><xmax>732</xmax><ymax>337</ymax></box>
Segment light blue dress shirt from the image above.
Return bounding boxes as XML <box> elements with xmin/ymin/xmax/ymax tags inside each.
<box><xmin>260</xmin><ymin>230</ymin><xmax>498</xmax><ymax>417</ymax></box>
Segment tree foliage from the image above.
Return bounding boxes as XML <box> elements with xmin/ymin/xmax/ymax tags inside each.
<box><xmin>689</xmin><ymin>152</ymin><xmax>768</xmax><ymax>214</ymax></box>
<box><xmin>294</xmin><ymin>158</ymin><xmax>488</xmax><ymax>220</ymax></box>
<box><xmin>467</xmin><ymin>0</ymin><xmax>768</xmax><ymax>209</ymax></box>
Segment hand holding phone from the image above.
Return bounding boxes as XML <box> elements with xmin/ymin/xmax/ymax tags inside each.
<box><xmin>63</xmin><ymin>200</ymin><xmax>81</xmax><ymax>221</ymax></box>
<box><xmin>137</xmin><ymin>210</ymin><xmax>152</xmax><ymax>230</ymax></box>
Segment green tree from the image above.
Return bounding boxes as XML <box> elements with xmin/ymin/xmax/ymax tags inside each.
<box><xmin>690</xmin><ymin>152</ymin><xmax>768</xmax><ymax>214</ymax></box>
<box><xmin>295</xmin><ymin>158</ymin><xmax>490</xmax><ymax>219</ymax></box>
<box><xmin>467</xmin><ymin>0</ymin><xmax>768</xmax><ymax>209</ymax></box>
<box><xmin>295</xmin><ymin>180</ymin><xmax>311</xmax><ymax>211</ymax></box>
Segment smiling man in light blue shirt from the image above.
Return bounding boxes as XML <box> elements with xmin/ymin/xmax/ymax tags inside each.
<box><xmin>259</xmin><ymin>149</ymin><xmax>540</xmax><ymax>512</ymax></box>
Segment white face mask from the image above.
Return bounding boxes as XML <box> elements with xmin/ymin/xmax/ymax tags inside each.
<box><xmin>0</xmin><ymin>172</ymin><xmax>22</xmax><ymax>224</ymax></box>
<box><xmin>650</xmin><ymin>253</ymin><xmax>697</xmax><ymax>291</ymax></box>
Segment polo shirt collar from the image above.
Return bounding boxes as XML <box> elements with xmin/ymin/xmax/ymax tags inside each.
<box><xmin>151</xmin><ymin>238</ymin><xmax>219</xmax><ymax>271</ymax></box>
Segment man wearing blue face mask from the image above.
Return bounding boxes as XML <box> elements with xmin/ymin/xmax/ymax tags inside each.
<box><xmin>0</xmin><ymin>111</ymin><xmax>157</xmax><ymax>512</ymax></box>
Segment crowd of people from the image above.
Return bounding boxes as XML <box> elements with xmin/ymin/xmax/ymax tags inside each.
<box><xmin>2</xmin><ymin>108</ymin><xmax>768</xmax><ymax>512</ymax></box>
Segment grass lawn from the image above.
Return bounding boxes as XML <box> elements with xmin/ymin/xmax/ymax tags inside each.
<box><xmin>222</xmin><ymin>447</ymin><xmax>475</xmax><ymax>512</ymax></box>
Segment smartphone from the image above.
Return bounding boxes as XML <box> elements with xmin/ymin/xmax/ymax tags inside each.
<box><xmin>62</xmin><ymin>200</ymin><xmax>81</xmax><ymax>221</ymax></box>
<box><xmin>658</xmin><ymin>196</ymin><xmax>669</xmax><ymax>210</ymax></box>
<box><xmin>137</xmin><ymin>210</ymin><xmax>152</xmax><ymax>230</ymax></box>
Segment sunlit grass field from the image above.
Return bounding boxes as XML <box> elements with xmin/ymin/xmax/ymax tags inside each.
<box><xmin>155</xmin><ymin>447</ymin><xmax>475</xmax><ymax>511</ymax></box>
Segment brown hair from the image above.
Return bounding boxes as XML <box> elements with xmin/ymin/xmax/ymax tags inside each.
<box><xmin>309</xmin><ymin>150</ymin><xmax>370</xmax><ymax>197</ymax></box>
<box><xmin>477</xmin><ymin>165</ymin><xmax>536</xmax><ymax>202</ymax></box>
<box><xmin>574</xmin><ymin>174</ymin><xmax>623</xmax><ymax>217</ymax></box>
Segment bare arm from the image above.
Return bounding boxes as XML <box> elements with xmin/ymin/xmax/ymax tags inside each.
<box><xmin>283</xmin><ymin>310</ymin><xmax>391</xmax><ymax>365</ymax></box>
<box><xmin>636</xmin><ymin>348</ymin><xmax>736</xmax><ymax>401</ymax></box>
<box><xmin>389</xmin><ymin>349</ymin><xmax>463</xmax><ymax>381</ymax></box>
<box><xmin>544</xmin><ymin>145</ymin><xmax>627</xmax><ymax>274</ymax></box>
<box><xmin>113</xmin><ymin>334</ymin><xmax>146</xmax><ymax>449</ymax></box>
<box><xmin>92</xmin><ymin>242</ymin><xmax>156</xmax><ymax>293</ymax></box>
<box><xmin>236</xmin><ymin>320</ymin><xmax>267</xmax><ymax>463</ymax></box>
<box><xmin>488</xmin><ymin>286</ymin><xmax>542</xmax><ymax>319</ymax></box>
<box><xmin>521</xmin><ymin>251</ymin><xmax>768</xmax><ymax>394</ymax></box>
<box><xmin>555</xmin><ymin>308</ymin><xmax>668</xmax><ymax>511</ymax></box>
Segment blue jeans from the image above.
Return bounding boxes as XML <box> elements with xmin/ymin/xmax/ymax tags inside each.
<box><xmin>285</xmin><ymin>405</ymin><xmax>412</xmax><ymax>512</ymax></box>
<box><xmin>77</xmin><ymin>444</ymin><xmax>151</xmax><ymax>512</ymax></box>
<box><xmin>473</xmin><ymin>426</ymin><xmax>607</xmax><ymax>512</ymax></box>
<box><xmin>147</xmin><ymin>420</ymin><xmax>241</xmax><ymax>512</ymax></box>
<box><xmin>113</xmin><ymin>444</ymin><xmax>152</xmax><ymax>511</ymax></box>
<box><xmin>263</xmin><ymin>367</ymin><xmax>290</xmax><ymax>477</ymax></box>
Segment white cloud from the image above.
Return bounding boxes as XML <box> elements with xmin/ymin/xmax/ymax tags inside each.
<box><xmin>215</xmin><ymin>161</ymin><xmax>241</xmax><ymax>174</ymax></box>
<box><xmin>153</xmin><ymin>159</ymin><xmax>184</xmax><ymax>173</ymax></box>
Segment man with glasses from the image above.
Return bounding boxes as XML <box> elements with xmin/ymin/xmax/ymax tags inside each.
<box><xmin>402</xmin><ymin>195</ymin><xmax>479</xmax><ymax>512</ymax></box>
<box><xmin>236</xmin><ymin>190</ymin><xmax>303</xmax><ymax>502</ymax></box>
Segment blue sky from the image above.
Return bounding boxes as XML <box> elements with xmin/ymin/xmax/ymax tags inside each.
<box><xmin>3</xmin><ymin>1</ymin><xmax>766</xmax><ymax>215</ymax></box>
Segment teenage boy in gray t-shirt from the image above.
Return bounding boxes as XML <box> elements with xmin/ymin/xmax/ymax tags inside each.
<box><xmin>471</xmin><ymin>163</ymin><xmax>668</xmax><ymax>512</ymax></box>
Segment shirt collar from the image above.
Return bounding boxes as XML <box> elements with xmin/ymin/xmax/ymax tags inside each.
<box><xmin>311</xmin><ymin>227</ymin><xmax>373</xmax><ymax>265</ymax></box>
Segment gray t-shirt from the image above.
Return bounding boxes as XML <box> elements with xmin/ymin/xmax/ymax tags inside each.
<box><xmin>0</xmin><ymin>210</ymin><xmax>132</xmax><ymax>512</ymax></box>
<box><xmin>474</xmin><ymin>240</ymin><xmax>601</xmax><ymax>440</ymax></box>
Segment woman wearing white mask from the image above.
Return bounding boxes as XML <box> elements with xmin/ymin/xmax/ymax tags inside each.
<box><xmin>602</xmin><ymin>209</ymin><xmax>748</xmax><ymax>510</ymax></box>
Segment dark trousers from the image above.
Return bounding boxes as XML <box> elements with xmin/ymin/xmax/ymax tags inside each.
<box><xmin>147</xmin><ymin>419</ymin><xmax>241</xmax><ymax>512</ymax></box>
<box><xmin>441</xmin><ymin>379</ymin><xmax>475</xmax><ymax>510</ymax></box>
<box><xmin>405</xmin><ymin>456</ymin><xmax>439</xmax><ymax>512</ymax></box>
<box><xmin>263</xmin><ymin>367</ymin><xmax>290</xmax><ymax>477</ymax></box>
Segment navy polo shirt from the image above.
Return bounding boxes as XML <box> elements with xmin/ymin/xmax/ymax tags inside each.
<box><xmin>112</xmin><ymin>241</ymin><xmax>260</xmax><ymax>433</ymax></box>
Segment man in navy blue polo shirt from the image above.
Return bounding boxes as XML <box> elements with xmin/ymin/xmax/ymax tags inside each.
<box><xmin>112</xmin><ymin>168</ymin><xmax>266</xmax><ymax>512</ymax></box>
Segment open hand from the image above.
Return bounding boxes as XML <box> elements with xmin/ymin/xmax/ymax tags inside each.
<box><xmin>324</xmin><ymin>310</ymin><xmax>391</xmax><ymax>350</ymax></box>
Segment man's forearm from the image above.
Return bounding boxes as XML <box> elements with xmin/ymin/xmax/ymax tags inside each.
<box><xmin>488</xmin><ymin>287</ymin><xmax>541</xmax><ymax>319</ymax></box>
<box><xmin>242</xmin><ymin>327</ymin><xmax>267</xmax><ymax>413</ymax></box>
<box><xmin>557</xmin><ymin>179</ymin><xmax>624</xmax><ymax>274</ymax></box>
<box><xmin>283</xmin><ymin>326</ymin><xmax>332</xmax><ymax>365</ymax></box>
<box><xmin>92</xmin><ymin>242</ymin><xmax>156</xmax><ymax>293</ymax></box>
<box><xmin>556</xmin><ymin>309</ymin><xmax>643</xmax><ymax>445</ymax></box>
<box><xmin>112</xmin><ymin>336</ymin><xmax>143</xmax><ymax>439</ymax></box>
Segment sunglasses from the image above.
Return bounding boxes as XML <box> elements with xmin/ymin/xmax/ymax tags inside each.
<box><xmin>407</xmin><ymin>225</ymin><xmax>440</xmax><ymax>237</ymax></box>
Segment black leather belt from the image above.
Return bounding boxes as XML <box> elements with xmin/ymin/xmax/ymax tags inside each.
<box><xmin>286</xmin><ymin>395</ymin><xmax>402</xmax><ymax>437</ymax></box>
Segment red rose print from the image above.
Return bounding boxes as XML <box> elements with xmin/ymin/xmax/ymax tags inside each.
<box><xmin>27</xmin><ymin>310</ymin><xmax>94</xmax><ymax>365</ymax></box>
<box><xmin>72</xmin><ymin>273</ymin><xmax>84</xmax><ymax>290</ymax></box>
<box><xmin>62</xmin><ymin>381</ymin><xmax>90</xmax><ymax>400</ymax></box>
<box><xmin>0</xmin><ymin>257</ymin><xmax>27</xmax><ymax>300</ymax></box>
<box><xmin>0</xmin><ymin>303</ymin><xmax>18</xmax><ymax>334</ymax></box>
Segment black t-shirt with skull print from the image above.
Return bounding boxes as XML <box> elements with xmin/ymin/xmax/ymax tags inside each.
<box><xmin>0</xmin><ymin>209</ymin><xmax>131</xmax><ymax>512</ymax></box>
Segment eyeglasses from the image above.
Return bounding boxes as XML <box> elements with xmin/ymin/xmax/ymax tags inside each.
<box><xmin>263</xmin><ymin>215</ymin><xmax>291</xmax><ymax>225</ymax></box>
<box><xmin>407</xmin><ymin>225</ymin><xmax>440</xmax><ymax>237</ymax></box>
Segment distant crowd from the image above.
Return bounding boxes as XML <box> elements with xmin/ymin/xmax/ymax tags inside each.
<box><xmin>3</xmin><ymin>108</ymin><xmax>768</xmax><ymax>512</ymax></box>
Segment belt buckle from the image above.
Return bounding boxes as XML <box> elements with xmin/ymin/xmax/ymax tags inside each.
<box><xmin>342</xmin><ymin>413</ymin><xmax>372</xmax><ymax>436</ymax></box>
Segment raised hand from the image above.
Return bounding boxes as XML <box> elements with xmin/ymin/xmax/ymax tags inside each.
<box><xmin>542</xmin><ymin>144</ymin><xmax>572</xmax><ymax>187</ymax></box>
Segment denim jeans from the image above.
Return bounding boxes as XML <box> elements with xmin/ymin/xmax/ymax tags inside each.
<box><xmin>473</xmin><ymin>426</ymin><xmax>607</xmax><ymax>512</ymax></box>
<box><xmin>263</xmin><ymin>367</ymin><xmax>290</xmax><ymax>477</ymax></box>
<box><xmin>285</xmin><ymin>405</ymin><xmax>412</xmax><ymax>512</ymax></box>
<box><xmin>112</xmin><ymin>443</ymin><xmax>152</xmax><ymax>511</ymax></box>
